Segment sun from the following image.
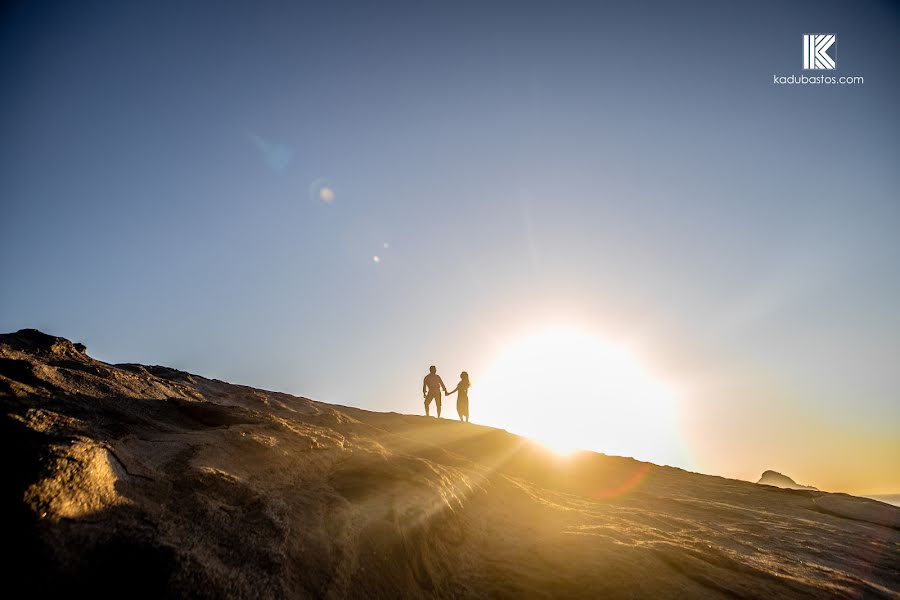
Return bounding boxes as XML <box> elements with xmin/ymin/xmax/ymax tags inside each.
<box><xmin>476</xmin><ymin>328</ymin><xmax>684</xmax><ymax>465</ymax></box>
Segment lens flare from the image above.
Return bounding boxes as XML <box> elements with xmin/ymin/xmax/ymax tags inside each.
<box><xmin>249</xmin><ymin>133</ymin><xmax>292</xmax><ymax>172</ymax></box>
<box><xmin>309</xmin><ymin>179</ymin><xmax>335</xmax><ymax>203</ymax></box>
<box><xmin>591</xmin><ymin>461</ymin><xmax>652</xmax><ymax>499</ymax></box>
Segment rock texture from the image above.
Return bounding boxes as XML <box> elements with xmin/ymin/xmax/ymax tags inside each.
<box><xmin>1</xmin><ymin>329</ymin><xmax>898</xmax><ymax>599</ymax></box>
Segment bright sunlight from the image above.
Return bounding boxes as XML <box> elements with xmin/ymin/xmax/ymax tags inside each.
<box><xmin>476</xmin><ymin>328</ymin><xmax>686</xmax><ymax>466</ymax></box>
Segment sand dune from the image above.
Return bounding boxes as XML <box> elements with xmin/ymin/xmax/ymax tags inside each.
<box><xmin>1</xmin><ymin>329</ymin><xmax>898</xmax><ymax>599</ymax></box>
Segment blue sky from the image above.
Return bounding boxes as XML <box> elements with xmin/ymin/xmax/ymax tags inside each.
<box><xmin>2</xmin><ymin>0</ymin><xmax>898</xmax><ymax>492</ymax></box>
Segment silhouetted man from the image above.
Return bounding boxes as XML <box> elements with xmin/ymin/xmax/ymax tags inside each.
<box><xmin>423</xmin><ymin>365</ymin><xmax>447</xmax><ymax>418</ymax></box>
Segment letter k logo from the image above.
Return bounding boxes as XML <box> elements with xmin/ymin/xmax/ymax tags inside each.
<box><xmin>803</xmin><ymin>34</ymin><xmax>836</xmax><ymax>70</ymax></box>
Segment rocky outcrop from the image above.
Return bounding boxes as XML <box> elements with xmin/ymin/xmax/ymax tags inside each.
<box><xmin>1</xmin><ymin>330</ymin><xmax>898</xmax><ymax>599</ymax></box>
<box><xmin>756</xmin><ymin>470</ymin><xmax>817</xmax><ymax>490</ymax></box>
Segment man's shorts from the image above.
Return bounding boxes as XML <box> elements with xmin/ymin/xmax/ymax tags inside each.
<box><xmin>425</xmin><ymin>391</ymin><xmax>441</xmax><ymax>409</ymax></box>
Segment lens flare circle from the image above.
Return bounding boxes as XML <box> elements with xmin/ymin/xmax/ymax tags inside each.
<box><xmin>309</xmin><ymin>179</ymin><xmax>335</xmax><ymax>203</ymax></box>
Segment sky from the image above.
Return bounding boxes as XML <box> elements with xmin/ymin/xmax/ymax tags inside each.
<box><xmin>1</xmin><ymin>0</ymin><xmax>899</xmax><ymax>494</ymax></box>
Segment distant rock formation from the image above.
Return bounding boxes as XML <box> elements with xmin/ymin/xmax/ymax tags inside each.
<box><xmin>757</xmin><ymin>470</ymin><xmax>817</xmax><ymax>490</ymax></box>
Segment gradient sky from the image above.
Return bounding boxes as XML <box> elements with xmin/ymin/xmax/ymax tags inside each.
<box><xmin>2</xmin><ymin>0</ymin><xmax>898</xmax><ymax>494</ymax></box>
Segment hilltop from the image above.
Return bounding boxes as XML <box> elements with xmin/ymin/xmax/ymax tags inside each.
<box><xmin>1</xmin><ymin>329</ymin><xmax>898</xmax><ymax>599</ymax></box>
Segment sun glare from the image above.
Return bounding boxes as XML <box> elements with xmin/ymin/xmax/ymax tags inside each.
<box><xmin>476</xmin><ymin>328</ymin><xmax>684</xmax><ymax>466</ymax></box>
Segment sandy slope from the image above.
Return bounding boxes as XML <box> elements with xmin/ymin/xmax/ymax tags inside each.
<box><xmin>1</xmin><ymin>329</ymin><xmax>897</xmax><ymax>599</ymax></box>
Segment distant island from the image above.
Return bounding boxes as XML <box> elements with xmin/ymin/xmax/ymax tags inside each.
<box><xmin>756</xmin><ymin>470</ymin><xmax>817</xmax><ymax>490</ymax></box>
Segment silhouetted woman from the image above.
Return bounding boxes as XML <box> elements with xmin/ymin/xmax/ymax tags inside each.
<box><xmin>447</xmin><ymin>372</ymin><xmax>471</xmax><ymax>422</ymax></box>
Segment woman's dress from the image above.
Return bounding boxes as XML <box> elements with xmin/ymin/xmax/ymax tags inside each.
<box><xmin>457</xmin><ymin>383</ymin><xmax>469</xmax><ymax>417</ymax></box>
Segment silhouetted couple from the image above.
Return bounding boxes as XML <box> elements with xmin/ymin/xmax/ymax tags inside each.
<box><xmin>422</xmin><ymin>365</ymin><xmax>470</xmax><ymax>422</ymax></box>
